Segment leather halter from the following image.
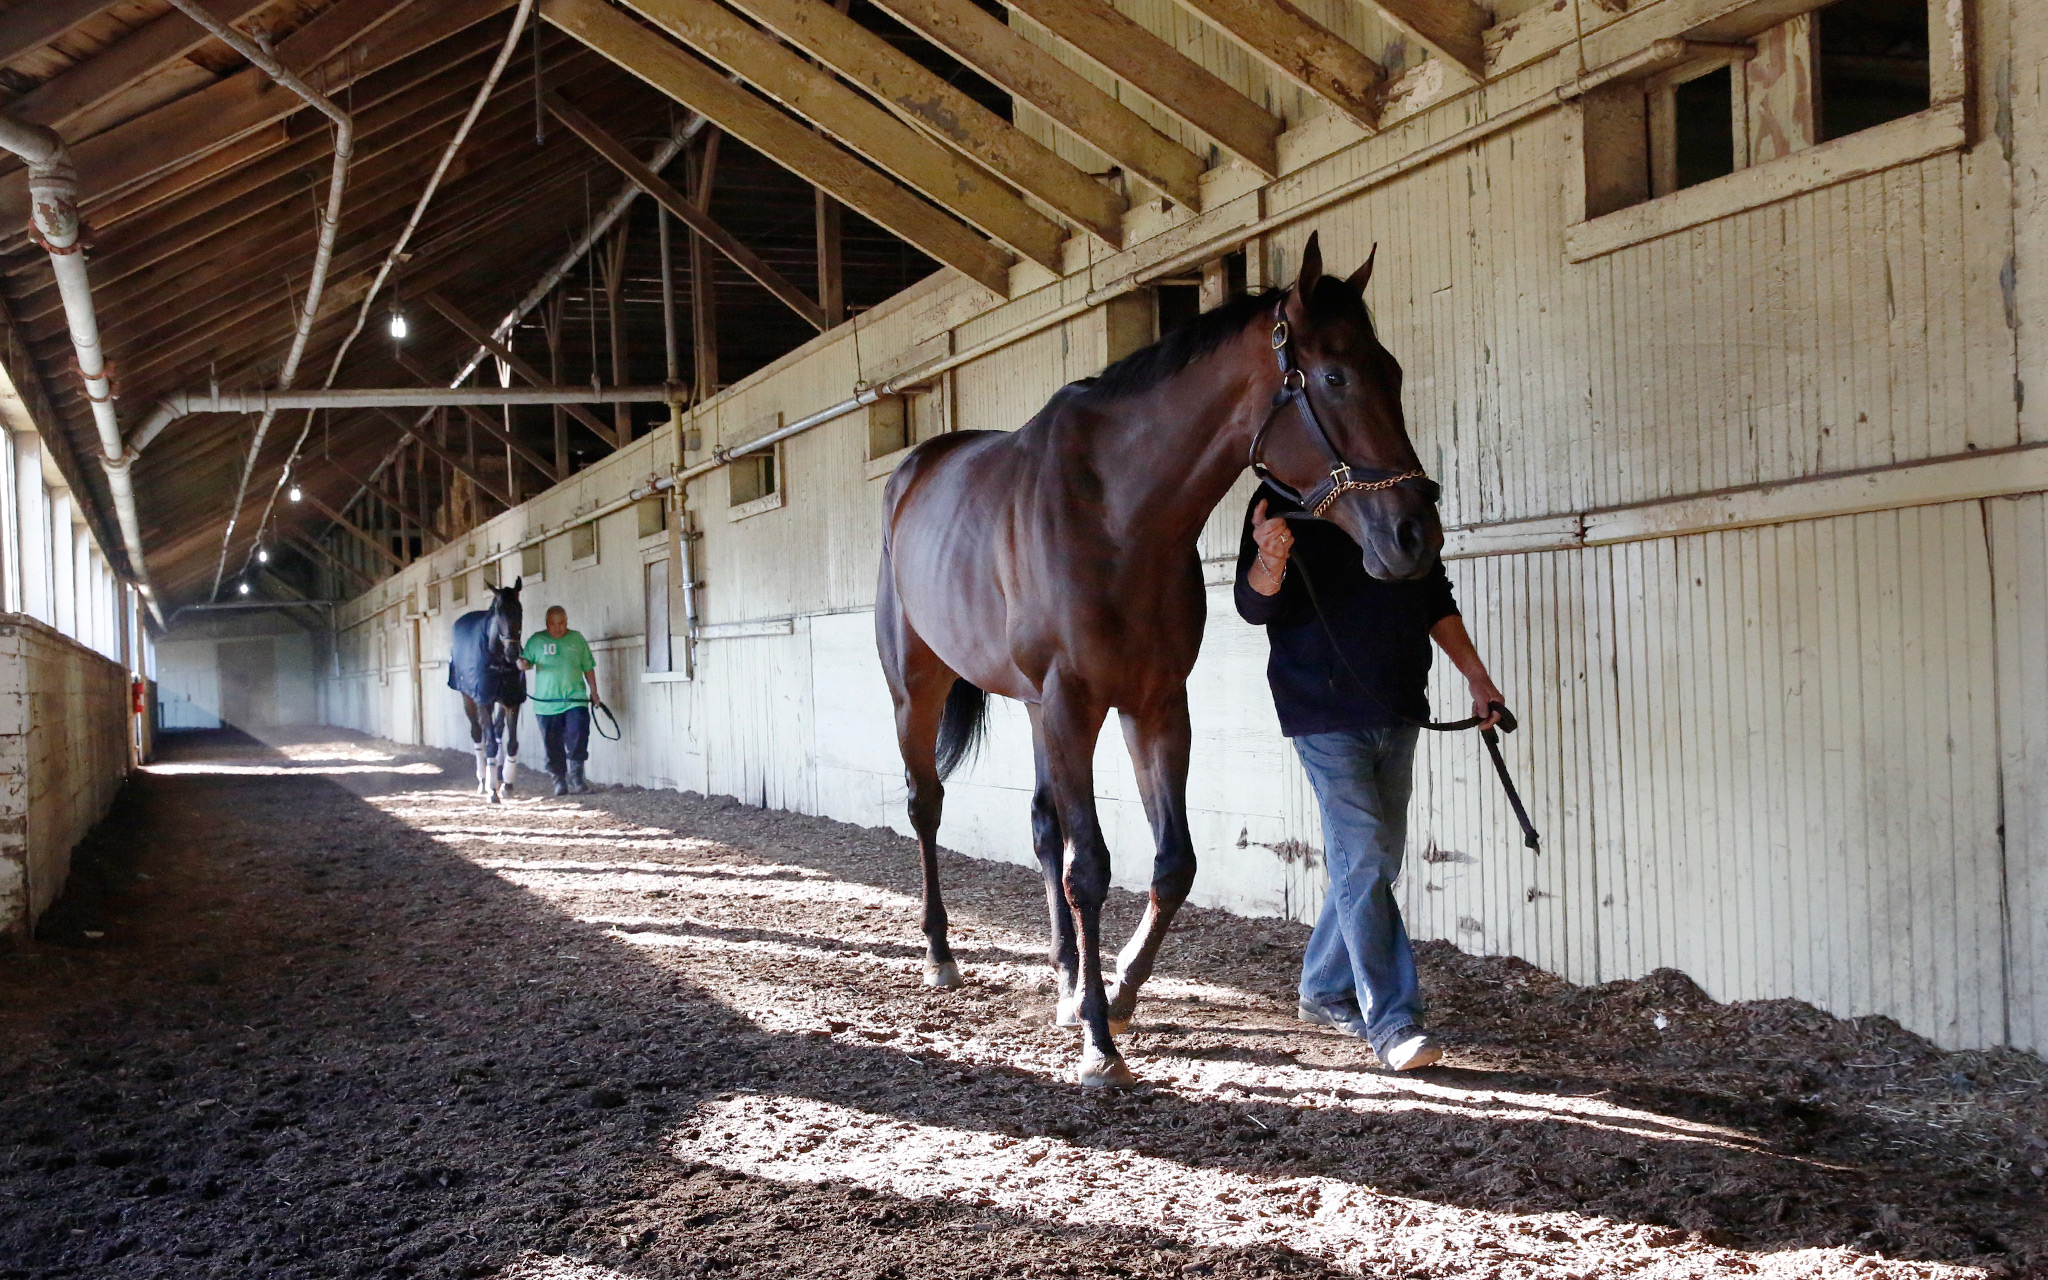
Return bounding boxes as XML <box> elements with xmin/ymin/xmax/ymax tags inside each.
<box><xmin>1248</xmin><ymin>301</ymin><xmax>1439</xmax><ymax>519</ymax></box>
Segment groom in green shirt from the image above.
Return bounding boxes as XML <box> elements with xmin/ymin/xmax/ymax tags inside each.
<box><xmin>518</xmin><ymin>606</ymin><xmax>602</xmax><ymax>795</ymax></box>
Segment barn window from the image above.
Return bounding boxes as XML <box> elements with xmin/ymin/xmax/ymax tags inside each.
<box><xmin>1153</xmin><ymin>280</ymin><xmax>1201</xmax><ymax>337</ymax></box>
<box><xmin>644</xmin><ymin>557</ymin><xmax>672</xmax><ymax>673</ymax></box>
<box><xmin>868</xmin><ymin>395</ymin><xmax>910</xmax><ymax>461</ymax></box>
<box><xmin>637</xmin><ymin>495</ymin><xmax>667</xmax><ymax>539</ymax></box>
<box><xmin>521</xmin><ymin>543</ymin><xmax>543</xmax><ymax>581</ymax></box>
<box><xmin>1569</xmin><ymin>0</ymin><xmax>1956</xmax><ymax>259</ymax></box>
<box><xmin>451</xmin><ymin>573</ymin><xmax>467</xmax><ymax>606</ymax></box>
<box><xmin>570</xmin><ymin>521</ymin><xmax>598</xmax><ymax>566</ymax></box>
<box><xmin>426</xmin><ymin>582</ymin><xmax>441</xmax><ymax>614</ymax></box>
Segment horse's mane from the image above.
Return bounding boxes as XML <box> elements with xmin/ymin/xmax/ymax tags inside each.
<box><xmin>1075</xmin><ymin>288</ymin><xmax>1283</xmax><ymax>402</ymax></box>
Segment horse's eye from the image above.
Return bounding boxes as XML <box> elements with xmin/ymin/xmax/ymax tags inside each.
<box><xmin>1323</xmin><ymin>370</ymin><xmax>1346</xmax><ymax>387</ymax></box>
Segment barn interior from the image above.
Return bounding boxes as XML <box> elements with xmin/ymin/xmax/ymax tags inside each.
<box><xmin>0</xmin><ymin>0</ymin><xmax>2045</xmax><ymax>1275</ymax></box>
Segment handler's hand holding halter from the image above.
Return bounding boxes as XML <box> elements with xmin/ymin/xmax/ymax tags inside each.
<box><xmin>1252</xmin><ymin>298</ymin><xmax>1542</xmax><ymax>852</ymax></box>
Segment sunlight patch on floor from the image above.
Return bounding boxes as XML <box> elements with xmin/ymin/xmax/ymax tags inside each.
<box><xmin>143</xmin><ymin>762</ymin><xmax>443</xmax><ymax>777</ymax></box>
<box><xmin>272</xmin><ymin>742</ymin><xmax>399</xmax><ymax>763</ymax></box>
<box><xmin>674</xmin><ymin>1096</ymin><xmax>1980</xmax><ymax>1280</ymax></box>
<box><xmin>498</xmin><ymin>1256</ymin><xmax>635</xmax><ymax>1280</ymax></box>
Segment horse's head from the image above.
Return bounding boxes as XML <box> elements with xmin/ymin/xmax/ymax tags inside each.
<box><xmin>1255</xmin><ymin>232</ymin><xmax>1442</xmax><ymax>581</ymax></box>
<box><xmin>486</xmin><ymin>576</ymin><xmax>524</xmax><ymax>666</ymax></box>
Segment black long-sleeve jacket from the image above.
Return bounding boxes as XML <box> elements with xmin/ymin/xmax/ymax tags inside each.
<box><xmin>1233</xmin><ymin>484</ymin><xmax>1458</xmax><ymax>737</ymax></box>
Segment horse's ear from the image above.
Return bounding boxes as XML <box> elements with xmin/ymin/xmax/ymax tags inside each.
<box><xmin>1346</xmin><ymin>242</ymin><xmax>1377</xmax><ymax>295</ymax></box>
<box><xmin>1287</xmin><ymin>231</ymin><xmax>1323</xmax><ymax>325</ymax></box>
<box><xmin>512</xmin><ymin>575</ymin><xmax>522</xmax><ymax>591</ymax></box>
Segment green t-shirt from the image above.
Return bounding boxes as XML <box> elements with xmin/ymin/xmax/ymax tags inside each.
<box><xmin>522</xmin><ymin>629</ymin><xmax>595</xmax><ymax>710</ymax></box>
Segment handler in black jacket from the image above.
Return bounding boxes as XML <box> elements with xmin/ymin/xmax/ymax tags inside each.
<box><xmin>1236</xmin><ymin>484</ymin><xmax>1505</xmax><ymax>1070</ymax></box>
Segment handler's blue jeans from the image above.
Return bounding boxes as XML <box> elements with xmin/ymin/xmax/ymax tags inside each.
<box><xmin>1293</xmin><ymin>724</ymin><xmax>1425</xmax><ymax>1052</ymax></box>
<box><xmin>538</xmin><ymin>706</ymin><xmax>590</xmax><ymax>776</ymax></box>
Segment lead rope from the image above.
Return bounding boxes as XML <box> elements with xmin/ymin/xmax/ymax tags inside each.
<box><xmin>1287</xmin><ymin>519</ymin><xmax>1542</xmax><ymax>853</ymax></box>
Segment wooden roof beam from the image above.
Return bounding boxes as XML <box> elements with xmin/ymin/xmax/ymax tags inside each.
<box><xmin>543</xmin><ymin>93</ymin><xmax>830</xmax><ymax>329</ymax></box>
<box><xmin>394</xmin><ymin>353</ymin><xmax>567</xmax><ymax>483</ymax></box>
<box><xmin>1165</xmin><ymin>0</ymin><xmax>1385</xmax><ymax>130</ymax></box>
<box><xmin>1358</xmin><ymin>0</ymin><xmax>1489</xmax><ymax>80</ymax></box>
<box><xmin>280</xmin><ymin>529</ymin><xmax>378</xmax><ymax>593</ymax></box>
<box><xmin>721</xmin><ymin>0</ymin><xmax>1125</xmax><ymax>245</ymax></box>
<box><xmin>381</xmin><ymin>411</ymin><xmax>516</xmax><ymax>510</ymax></box>
<box><xmin>542</xmin><ymin>0</ymin><xmax>1014</xmax><ymax>296</ymax></box>
<box><xmin>0</xmin><ymin>0</ymin><xmax>515</xmax><ymax>224</ymax></box>
<box><xmin>612</xmin><ymin>0</ymin><xmax>1066</xmax><ymax>271</ymax></box>
<box><xmin>862</xmin><ymin>0</ymin><xmax>1207</xmax><ymax>208</ymax></box>
<box><xmin>10</xmin><ymin>0</ymin><xmax>275</xmax><ymax>130</ymax></box>
<box><xmin>1002</xmin><ymin>0</ymin><xmax>1281</xmax><ymax>177</ymax></box>
<box><xmin>0</xmin><ymin>0</ymin><xmax>116</xmax><ymax>69</ymax></box>
<box><xmin>424</xmin><ymin>291</ymin><xmax>629</xmax><ymax>444</ymax></box>
<box><xmin>301</xmin><ymin>494</ymin><xmax>407</xmax><ymax>571</ymax></box>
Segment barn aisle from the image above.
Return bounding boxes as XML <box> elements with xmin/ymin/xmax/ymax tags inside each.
<box><xmin>0</xmin><ymin>729</ymin><xmax>2038</xmax><ymax>1279</ymax></box>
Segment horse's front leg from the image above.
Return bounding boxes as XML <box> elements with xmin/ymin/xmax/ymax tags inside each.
<box><xmin>463</xmin><ymin>697</ymin><xmax>490</xmax><ymax>797</ymax></box>
<box><xmin>1108</xmin><ymin>692</ymin><xmax>1197</xmax><ymax>1033</ymax></box>
<box><xmin>1026</xmin><ymin>705</ymin><xmax>1080</xmax><ymax>1025</ymax></box>
<box><xmin>1041</xmin><ymin>671</ymin><xmax>1129</xmax><ymax>1087</ymax></box>
<box><xmin>497</xmin><ymin>703</ymin><xmax>519</xmax><ymax>796</ymax></box>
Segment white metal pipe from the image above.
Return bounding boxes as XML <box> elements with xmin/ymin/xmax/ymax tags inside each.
<box><xmin>232</xmin><ymin>0</ymin><xmax>537</xmax><ymax>594</ymax></box>
<box><xmin>165</xmin><ymin>0</ymin><xmax>357</xmax><ymax>602</ymax></box>
<box><xmin>0</xmin><ymin>113</ymin><xmax>164</xmax><ymax>626</ymax></box>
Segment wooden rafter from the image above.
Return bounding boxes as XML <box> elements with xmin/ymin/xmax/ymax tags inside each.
<box><xmin>0</xmin><ymin>0</ymin><xmax>115</xmax><ymax>69</ymax></box>
<box><xmin>1003</xmin><ymin>0</ymin><xmax>1282</xmax><ymax>177</ymax></box>
<box><xmin>394</xmin><ymin>354</ymin><xmax>565</xmax><ymax>485</ymax></box>
<box><xmin>302</xmin><ymin>493</ymin><xmax>407</xmax><ymax>570</ymax></box>
<box><xmin>281</xmin><ymin>529</ymin><xmax>377</xmax><ymax>591</ymax></box>
<box><xmin>0</xmin><ymin>0</ymin><xmax>515</xmax><ymax>224</ymax></box>
<box><xmin>9</xmin><ymin>0</ymin><xmax>275</xmax><ymax>130</ymax></box>
<box><xmin>1360</xmin><ymin>0</ymin><xmax>1489</xmax><ymax>80</ymax></box>
<box><xmin>1165</xmin><ymin>0</ymin><xmax>1384</xmax><ymax>130</ymax></box>
<box><xmin>423</xmin><ymin>292</ymin><xmax>624</xmax><ymax>445</ymax></box>
<box><xmin>862</xmin><ymin>0</ymin><xmax>1208</xmax><ymax>208</ymax></box>
<box><xmin>541</xmin><ymin>0</ymin><xmax>1014</xmax><ymax>296</ymax></box>
<box><xmin>720</xmin><ymin>0</ymin><xmax>1126</xmax><ymax>245</ymax></box>
<box><xmin>543</xmin><ymin>93</ymin><xmax>830</xmax><ymax>330</ymax></box>
<box><xmin>614</xmin><ymin>0</ymin><xmax>1067</xmax><ymax>270</ymax></box>
<box><xmin>381</xmin><ymin>411</ymin><xmax>516</xmax><ymax>510</ymax></box>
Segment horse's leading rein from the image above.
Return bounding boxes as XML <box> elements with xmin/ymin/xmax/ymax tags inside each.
<box><xmin>1257</xmin><ymin>294</ymin><xmax>1543</xmax><ymax>852</ymax></box>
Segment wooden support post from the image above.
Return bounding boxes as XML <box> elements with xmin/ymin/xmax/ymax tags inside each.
<box><xmin>815</xmin><ymin>191</ymin><xmax>843</xmax><ymax>327</ymax></box>
<box><xmin>658</xmin><ymin>207</ymin><xmax>681</xmax><ymax>382</ymax></box>
<box><xmin>689</xmin><ymin>129</ymin><xmax>721</xmax><ymax>405</ymax></box>
<box><xmin>604</xmin><ymin>221</ymin><xmax>633</xmax><ymax>447</ymax></box>
<box><xmin>544</xmin><ymin>290</ymin><xmax>570</xmax><ymax>477</ymax></box>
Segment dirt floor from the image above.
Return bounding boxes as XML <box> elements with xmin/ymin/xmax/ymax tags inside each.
<box><xmin>2</xmin><ymin>729</ymin><xmax>2043</xmax><ymax>1280</ymax></box>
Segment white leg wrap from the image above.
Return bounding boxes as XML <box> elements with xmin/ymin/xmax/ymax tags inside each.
<box><xmin>475</xmin><ymin>746</ymin><xmax>491</xmax><ymax>795</ymax></box>
<box><xmin>498</xmin><ymin>747</ymin><xmax>517</xmax><ymax>792</ymax></box>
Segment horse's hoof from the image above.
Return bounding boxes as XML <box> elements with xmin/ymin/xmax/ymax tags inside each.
<box><xmin>487</xmin><ymin>793</ymin><xmax>502</xmax><ymax>806</ymax></box>
<box><xmin>1106</xmin><ymin>991</ymin><xmax>1136</xmax><ymax>1035</ymax></box>
<box><xmin>923</xmin><ymin>961</ymin><xmax>964</xmax><ymax>989</ymax></box>
<box><xmin>1076</xmin><ymin>1049</ymin><xmax>1135</xmax><ymax>1089</ymax></box>
<box><xmin>1054</xmin><ymin>994</ymin><xmax>1083</xmax><ymax>1027</ymax></box>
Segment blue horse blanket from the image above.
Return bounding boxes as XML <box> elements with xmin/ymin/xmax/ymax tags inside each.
<box><xmin>447</xmin><ymin>610</ymin><xmax>527</xmax><ymax>706</ymax></box>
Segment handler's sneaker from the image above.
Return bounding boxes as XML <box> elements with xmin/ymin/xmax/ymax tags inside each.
<box><xmin>1297</xmin><ymin>996</ymin><xmax>1367</xmax><ymax>1034</ymax></box>
<box><xmin>1377</xmin><ymin>1026</ymin><xmax>1442</xmax><ymax>1071</ymax></box>
<box><xmin>551</xmin><ymin>772</ymin><xmax>568</xmax><ymax>797</ymax></box>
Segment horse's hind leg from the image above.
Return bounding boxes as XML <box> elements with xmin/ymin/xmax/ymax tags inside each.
<box><xmin>463</xmin><ymin>696</ymin><xmax>490</xmax><ymax>796</ymax></box>
<box><xmin>1108</xmin><ymin>691</ymin><xmax>1198</xmax><ymax>1031</ymax></box>
<box><xmin>1027</xmin><ymin>705</ymin><xmax>1080</xmax><ymax>1025</ymax></box>
<box><xmin>877</xmin><ymin>566</ymin><xmax>962</xmax><ymax>989</ymax></box>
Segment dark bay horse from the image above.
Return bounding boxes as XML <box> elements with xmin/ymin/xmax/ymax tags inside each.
<box><xmin>448</xmin><ymin>579</ymin><xmax>526</xmax><ymax>804</ymax></box>
<box><xmin>876</xmin><ymin>234</ymin><xmax>1444</xmax><ymax>1086</ymax></box>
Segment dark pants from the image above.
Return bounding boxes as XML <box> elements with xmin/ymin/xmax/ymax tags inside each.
<box><xmin>538</xmin><ymin>707</ymin><xmax>590</xmax><ymax>776</ymax></box>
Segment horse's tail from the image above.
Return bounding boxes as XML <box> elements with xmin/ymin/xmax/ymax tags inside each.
<box><xmin>933</xmin><ymin>679</ymin><xmax>989</xmax><ymax>781</ymax></box>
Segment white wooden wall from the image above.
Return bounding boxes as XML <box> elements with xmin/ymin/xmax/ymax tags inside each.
<box><xmin>321</xmin><ymin>0</ymin><xmax>2048</xmax><ymax>1055</ymax></box>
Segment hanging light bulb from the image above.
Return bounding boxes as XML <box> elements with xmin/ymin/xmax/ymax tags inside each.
<box><xmin>257</xmin><ymin>547</ymin><xmax>270</xmax><ymax>564</ymax></box>
<box><xmin>388</xmin><ymin>305</ymin><xmax>408</xmax><ymax>340</ymax></box>
<box><xmin>288</xmin><ymin>483</ymin><xmax>302</xmax><ymax>503</ymax></box>
<box><xmin>237</xmin><ymin>581</ymin><xmax>251</xmax><ymax>596</ymax></box>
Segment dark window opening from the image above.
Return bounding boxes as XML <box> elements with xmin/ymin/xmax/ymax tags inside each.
<box><xmin>1819</xmin><ymin>0</ymin><xmax>1930</xmax><ymax>140</ymax></box>
<box><xmin>1155</xmin><ymin>284</ymin><xmax>1201</xmax><ymax>339</ymax></box>
<box><xmin>1673</xmin><ymin>66</ymin><xmax>1736</xmax><ymax>191</ymax></box>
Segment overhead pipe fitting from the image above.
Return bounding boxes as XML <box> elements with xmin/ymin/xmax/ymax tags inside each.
<box><xmin>0</xmin><ymin>114</ymin><xmax>164</xmax><ymax>626</ymax></box>
<box><xmin>123</xmin><ymin>385</ymin><xmax>686</xmax><ymax>458</ymax></box>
